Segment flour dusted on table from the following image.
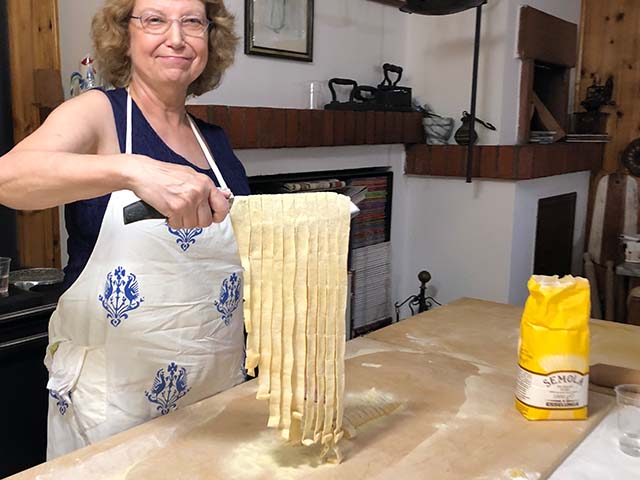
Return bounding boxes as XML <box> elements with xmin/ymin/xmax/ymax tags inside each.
<box><xmin>515</xmin><ymin>275</ymin><xmax>591</xmax><ymax>420</ymax></box>
<box><xmin>230</xmin><ymin>192</ymin><xmax>351</xmax><ymax>463</ymax></box>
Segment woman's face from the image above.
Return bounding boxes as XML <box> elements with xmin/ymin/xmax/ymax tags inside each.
<box><xmin>128</xmin><ymin>0</ymin><xmax>209</xmax><ymax>92</ymax></box>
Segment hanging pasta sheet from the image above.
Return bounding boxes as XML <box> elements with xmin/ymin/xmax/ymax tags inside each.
<box><xmin>230</xmin><ymin>192</ymin><xmax>351</xmax><ymax>463</ymax></box>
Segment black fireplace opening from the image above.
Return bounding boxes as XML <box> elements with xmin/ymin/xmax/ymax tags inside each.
<box><xmin>248</xmin><ymin>166</ymin><xmax>394</xmax><ymax>338</ymax></box>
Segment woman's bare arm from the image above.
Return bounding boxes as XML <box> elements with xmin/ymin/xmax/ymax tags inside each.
<box><xmin>0</xmin><ymin>90</ymin><xmax>229</xmax><ymax>228</ymax></box>
<box><xmin>0</xmin><ymin>90</ymin><xmax>131</xmax><ymax>210</ymax></box>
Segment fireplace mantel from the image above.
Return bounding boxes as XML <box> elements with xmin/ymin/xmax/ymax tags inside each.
<box><xmin>186</xmin><ymin>105</ymin><xmax>603</xmax><ymax>181</ymax></box>
<box><xmin>405</xmin><ymin>143</ymin><xmax>603</xmax><ymax>180</ymax></box>
<box><xmin>186</xmin><ymin>105</ymin><xmax>424</xmax><ymax>150</ymax></box>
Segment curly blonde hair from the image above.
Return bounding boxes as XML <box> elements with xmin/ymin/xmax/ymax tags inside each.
<box><xmin>91</xmin><ymin>0</ymin><xmax>238</xmax><ymax>96</ymax></box>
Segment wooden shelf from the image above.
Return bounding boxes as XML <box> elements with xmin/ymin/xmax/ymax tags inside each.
<box><xmin>186</xmin><ymin>105</ymin><xmax>424</xmax><ymax>150</ymax></box>
<box><xmin>405</xmin><ymin>143</ymin><xmax>604</xmax><ymax>180</ymax></box>
<box><xmin>186</xmin><ymin>105</ymin><xmax>603</xmax><ymax>180</ymax></box>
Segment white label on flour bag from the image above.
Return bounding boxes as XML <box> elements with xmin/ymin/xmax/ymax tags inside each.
<box><xmin>516</xmin><ymin>366</ymin><xmax>589</xmax><ymax>409</ymax></box>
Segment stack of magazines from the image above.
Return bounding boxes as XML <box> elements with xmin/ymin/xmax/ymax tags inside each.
<box><xmin>279</xmin><ymin>178</ymin><xmax>345</xmax><ymax>192</ymax></box>
<box><xmin>529</xmin><ymin>131</ymin><xmax>556</xmax><ymax>144</ymax></box>
<box><xmin>277</xmin><ymin>179</ymin><xmax>367</xmax><ymax>207</ymax></box>
<box><xmin>565</xmin><ymin>133</ymin><xmax>611</xmax><ymax>143</ymax></box>
<box><xmin>350</xmin><ymin>241</ymin><xmax>391</xmax><ymax>331</ymax></box>
<box><xmin>349</xmin><ymin>176</ymin><xmax>389</xmax><ymax>249</ymax></box>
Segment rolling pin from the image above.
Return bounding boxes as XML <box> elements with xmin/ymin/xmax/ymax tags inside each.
<box><xmin>590</xmin><ymin>363</ymin><xmax>640</xmax><ymax>388</ymax></box>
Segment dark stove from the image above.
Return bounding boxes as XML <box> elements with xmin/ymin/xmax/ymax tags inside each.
<box><xmin>0</xmin><ymin>284</ymin><xmax>62</xmax><ymax>477</ymax></box>
<box><xmin>0</xmin><ymin>283</ymin><xmax>64</xmax><ymax>312</ymax></box>
<box><xmin>0</xmin><ymin>286</ymin><xmax>42</xmax><ymax>315</ymax></box>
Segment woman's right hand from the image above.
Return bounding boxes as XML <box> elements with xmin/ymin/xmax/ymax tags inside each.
<box><xmin>127</xmin><ymin>155</ymin><xmax>231</xmax><ymax>229</ymax></box>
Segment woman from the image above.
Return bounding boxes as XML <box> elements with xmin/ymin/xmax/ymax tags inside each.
<box><xmin>0</xmin><ymin>0</ymin><xmax>248</xmax><ymax>459</ymax></box>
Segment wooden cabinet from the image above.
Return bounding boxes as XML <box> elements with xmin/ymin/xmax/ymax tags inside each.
<box><xmin>6</xmin><ymin>0</ymin><xmax>62</xmax><ymax>268</ymax></box>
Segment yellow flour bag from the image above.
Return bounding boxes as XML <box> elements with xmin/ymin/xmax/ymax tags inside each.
<box><xmin>515</xmin><ymin>275</ymin><xmax>590</xmax><ymax>420</ymax></box>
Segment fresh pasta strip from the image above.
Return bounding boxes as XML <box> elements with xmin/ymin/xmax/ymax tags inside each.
<box><xmin>246</xmin><ymin>196</ymin><xmax>263</xmax><ymax>374</ymax></box>
<box><xmin>256</xmin><ymin>196</ymin><xmax>274</xmax><ymax>400</ymax></box>
<box><xmin>268</xmin><ymin>196</ymin><xmax>284</xmax><ymax>428</ymax></box>
<box><xmin>313</xmin><ymin>194</ymin><xmax>329</xmax><ymax>443</ymax></box>
<box><xmin>334</xmin><ymin>196</ymin><xmax>350</xmax><ymax>441</ymax></box>
<box><xmin>279</xmin><ymin>197</ymin><xmax>296</xmax><ymax>439</ymax></box>
<box><xmin>231</xmin><ymin>197</ymin><xmax>255</xmax><ymax>375</ymax></box>
<box><xmin>291</xmin><ymin>194</ymin><xmax>309</xmax><ymax>423</ymax></box>
<box><xmin>301</xmin><ymin>193</ymin><xmax>320</xmax><ymax>446</ymax></box>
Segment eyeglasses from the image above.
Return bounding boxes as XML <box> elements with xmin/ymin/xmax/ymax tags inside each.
<box><xmin>129</xmin><ymin>13</ymin><xmax>213</xmax><ymax>37</ymax></box>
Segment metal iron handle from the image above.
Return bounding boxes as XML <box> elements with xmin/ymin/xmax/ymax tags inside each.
<box><xmin>382</xmin><ymin>63</ymin><xmax>403</xmax><ymax>87</ymax></box>
<box><xmin>327</xmin><ymin>78</ymin><xmax>358</xmax><ymax>103</ymax></box>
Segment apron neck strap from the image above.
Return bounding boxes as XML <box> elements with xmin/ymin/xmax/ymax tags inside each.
<box><xmin>125</xmin><ymin>89</ymin><xmax>230</xmax><ymax>192</ymax></box>
<box><xmin>126</xmin><ymin>89</ymin><xmax>133</xmax><ymax>155</ymax></box>
<box><xmin>187</xmin><ymin>115</ymin><xmax>229</xmax><ymax>191</ymax></box>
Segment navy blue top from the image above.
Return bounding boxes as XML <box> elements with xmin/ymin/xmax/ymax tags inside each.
<box><xmin>63</xmin><ymin>88</ymin><xmax>249</xmax><ymax>291</ymax></box>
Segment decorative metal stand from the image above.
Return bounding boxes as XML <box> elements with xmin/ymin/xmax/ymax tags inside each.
<box><xmin>394</xmin><ymin>270</ymin><xmax>441</xmax><ymax>322</ymax></box>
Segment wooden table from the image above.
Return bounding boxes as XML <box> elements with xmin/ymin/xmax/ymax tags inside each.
<box><xmin>10</xmin><ymin>298</ymin><xmax>640</xmax><ymax>480</ymax></box>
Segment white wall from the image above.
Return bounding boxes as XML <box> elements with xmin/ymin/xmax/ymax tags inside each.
<box><xmin>200</xmin><ymin>0</ymin><xmax>407</xmax><ymax>108</ymax></box>
<box><xmin>508</xmin><ymin>171</ymin><xmax>590</xmax><ymax>305</ymax></box>
<box><xmin>402</xmin><ymin>171</ymin><xmax>589</xmax><ymax>307</ymax></box>
<box><xmin>402</xmin><ymin>176</ymin><xmax>518</xmax><ymax>305</ymax></box>
<box><xmin>405</xmin><ymin>0</ymin><xmax>581</xmax><ymax>145</ymax></box>
<box><xmin>58</xmin><ymin>1</ymin><xmax>99</xmax><ymax>96</ymax></box>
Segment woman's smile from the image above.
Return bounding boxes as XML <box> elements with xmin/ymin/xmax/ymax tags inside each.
<box><xmin>157</xmin><ymin>55</ymin><xmax>193</xmax><ymax>66</ymax></box>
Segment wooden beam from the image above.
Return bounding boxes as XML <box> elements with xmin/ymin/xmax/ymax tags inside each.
<box><xmin>405</xmin><ymin>143</ymin><xmax>603</xmax><ymax>180</ymax></box>
<box><xmin>517</xmin><ymin>59</ymin><xmax>535</xmax><ymax>144</ymax></box>
<box><xmin>186</xmin><ymin>105</ymin><xmax>425</xmax><ymax>149</ymax></box>
<box><xmin>531</xmin><ymin>92</ymin><xmax>566</xmax><ymax>142</ymax></box>
<box><xmin>518</xmin><ymin>6</ymin><xmax>578</xmax><ymax>67</ymax></box>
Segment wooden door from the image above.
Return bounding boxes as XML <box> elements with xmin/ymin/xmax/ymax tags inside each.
<box><xmin>6</xmin><ymin>0</ymin><xmax>61</xmax><ymax>268</ymax></box>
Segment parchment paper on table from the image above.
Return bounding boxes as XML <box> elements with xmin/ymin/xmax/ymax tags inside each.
<box><xmin>231</xmin><ymin>192</ymin><xmax>351</xmax><ymax>464</ymax></box>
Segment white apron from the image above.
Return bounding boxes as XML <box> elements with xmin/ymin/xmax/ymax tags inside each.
<box><xmin>45</xmin><ymin>92</ymin><xmax>245</xmax><ymax>459</ymax></box>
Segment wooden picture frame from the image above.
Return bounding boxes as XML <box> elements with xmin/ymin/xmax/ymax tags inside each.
<box><xmin>244</xmin><ymin>0</ymin><xmax>314</xmax><ymax>62</ymax></box>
